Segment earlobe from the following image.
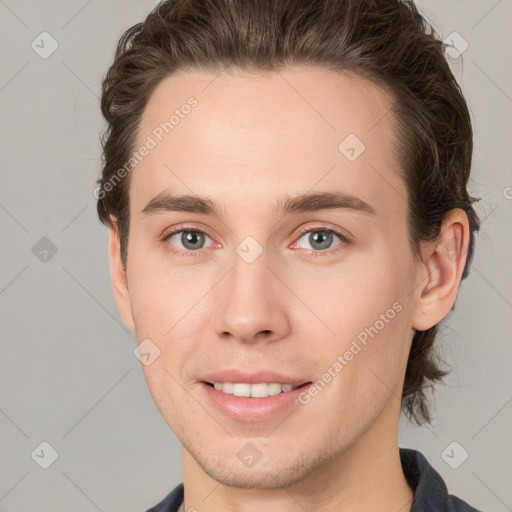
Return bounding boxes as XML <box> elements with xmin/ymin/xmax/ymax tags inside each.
<box><xmin>411</xmin><ymin>209</ymin><xmax>470</xmax><ymax>332</ymax></box>
<box><xmin>108</xmin><ymin>218</ymin><xmax>135</xmax><ymax>332</ymax></box>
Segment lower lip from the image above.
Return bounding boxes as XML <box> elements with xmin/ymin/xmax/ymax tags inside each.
<box><xmin>199</xmin><ymin>382</ymin><xmax>311</xmax><ymax>422</ymax></box>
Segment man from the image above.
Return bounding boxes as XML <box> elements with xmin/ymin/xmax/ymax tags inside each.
<box><xmin>95</xmin><ymin>0</ymin><xmax>483</xmax><ymax>510</ymax></box>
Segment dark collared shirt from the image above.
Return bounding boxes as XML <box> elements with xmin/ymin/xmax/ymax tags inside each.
<box><xmin>145</xmin><ymin>448</ymin><xmax>485</xmax><ymax>511</ymax></box>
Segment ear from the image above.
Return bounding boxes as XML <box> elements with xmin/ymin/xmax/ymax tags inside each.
<box><xmin>108</xmin><ymin>217</ymin><xmax>135</xmax><ymax>332</ymax></box>
<box><xmin>411</xmin><ymin>208</ymin><xmax>470</xmax><ymax>332</ymax></box>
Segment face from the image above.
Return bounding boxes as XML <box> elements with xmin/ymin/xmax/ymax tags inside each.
<box><xmin>111</xmin><ymin>67</ymin><xmax>425</xmax><ymax>488</ymax></box>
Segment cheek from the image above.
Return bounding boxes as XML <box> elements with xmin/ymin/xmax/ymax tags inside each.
<box><xmin>127</xmin><ymin>245</ymin><xmax>210</xmax><ymax>337</ymax></box>
<box><xmin>301</xmin><ymin>248</ymin><xmax>411</xmax><ymax>393</ymax></box>
<box><xmin>306</xmin><ymin>250</ymin><xmax>404</xmax><ymax>339</ymax></box>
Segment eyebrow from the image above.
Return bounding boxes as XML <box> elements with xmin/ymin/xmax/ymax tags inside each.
<box><xmin>141</xmin><ymin>190</ymin><xmax>376</xmax><ymax>217</ymax></box>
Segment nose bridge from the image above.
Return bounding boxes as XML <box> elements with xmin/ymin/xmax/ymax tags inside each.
<box><xmin>211</xmin><ymin>239</ymin><xmax>289</xmax><ymax>343</ymax></box>
<box><xmin>231</xmin><ymin>241</ymin><xmax>270</xmax><ymax>299</ymax></box>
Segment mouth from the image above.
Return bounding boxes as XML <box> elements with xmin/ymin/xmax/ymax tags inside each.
<box><xmin>199</xmin><ymin>380</ymin><xmax>313</xmax><ymax>422</ymax></box>
<box><xmin>203</xmin><ymin>381</ymin><xmax>311</xmax><ymax>398</ymax></box>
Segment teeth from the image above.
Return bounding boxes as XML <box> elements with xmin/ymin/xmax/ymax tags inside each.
<box><xmin>211</xmin><ymin>382</ymin><xmax>298</xmax><ymax>397</ymax></box>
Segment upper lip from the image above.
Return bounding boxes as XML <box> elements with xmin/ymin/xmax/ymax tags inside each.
<box><xmin>200</xmin><ymin>369</ymin><xmax>311</xmax><ymax>386</ymax></box>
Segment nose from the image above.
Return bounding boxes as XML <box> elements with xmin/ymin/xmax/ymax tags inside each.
<box><xmin>211</xmin><ymin>247</ymin><xmax>291</xmax><ymax>345</ymax></box>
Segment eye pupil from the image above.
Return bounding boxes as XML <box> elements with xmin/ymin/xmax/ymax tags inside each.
<box><xmin>310</xmin><ymin>231</ymin><xmax>333</xmax><ymax>250</ymax></box>
<box><xmin>182</xmin><ymin>231</ymin><xmax>204</xmax><ymax>250</ymax></box>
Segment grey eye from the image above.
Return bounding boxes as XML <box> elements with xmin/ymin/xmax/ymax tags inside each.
<box><xmin>168</xmin><ymin>230</ymin><xmax>212</xmax><ymax>251</ymax></box>
<box><xmin>296</xmin><ymin>230</ymin><xmax>342</xmax><ymax>251</ymax></box>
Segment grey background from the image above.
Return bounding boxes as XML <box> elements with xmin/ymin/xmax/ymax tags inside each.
<box><xmin>0</xmin><ymin>1</ymin><xmax>511</xmax><ymax>511</ymax></box>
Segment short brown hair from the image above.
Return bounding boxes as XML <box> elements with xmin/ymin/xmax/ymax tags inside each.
<box><xmin>96</xmin><ymin>0</ymin><xmax>481</xmax><ymax>424</ymax></box>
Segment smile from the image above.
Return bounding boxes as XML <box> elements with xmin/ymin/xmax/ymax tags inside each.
<box><xmin>206</xmin><ymin>382</ymin><xmax>299</xmax><ymax>397</ymax></box>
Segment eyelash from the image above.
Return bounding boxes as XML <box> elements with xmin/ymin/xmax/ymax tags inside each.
<box><xmin>160</xmin><ymin>223</ymin><xmax>352</xmax><ymax>259</ymax></box>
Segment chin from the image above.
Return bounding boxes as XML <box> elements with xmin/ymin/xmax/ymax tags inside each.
<box><xmin>186</xmin><ymin>440</ymin><xmax>325</xmax><ymax>489</ymax></box>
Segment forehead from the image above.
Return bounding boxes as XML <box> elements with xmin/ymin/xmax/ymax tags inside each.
<box><xmin>131</xmin><ymin>66</ymin><xmax>407</xmax><ymax>221</ymax></box>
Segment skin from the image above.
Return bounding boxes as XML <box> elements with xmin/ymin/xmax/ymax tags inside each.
<box><xmin>108</xmin><ymin>66</ymin><xmax>470</xmax><ymax>512</ymax></box>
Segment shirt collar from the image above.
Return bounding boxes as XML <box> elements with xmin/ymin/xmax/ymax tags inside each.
<box><xmin>400</xmin><ymin>447</ymin><xmax>479</xmax><ymax>511</ymax></box>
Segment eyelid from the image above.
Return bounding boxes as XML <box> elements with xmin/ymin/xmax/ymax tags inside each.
<box><xmin>168</xmin><ymin>224</ymin><xmax>216</xmax><ymax>237</ymax></box>
<box><xmin>161</xmin><ymin>223</ymin><xmax>215</xmax><ymax>241</ymax></box>
<box><xmin>293</xmin><ymin>222</ymin><xmax>353</xmax><ymax>244</ymax></box>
